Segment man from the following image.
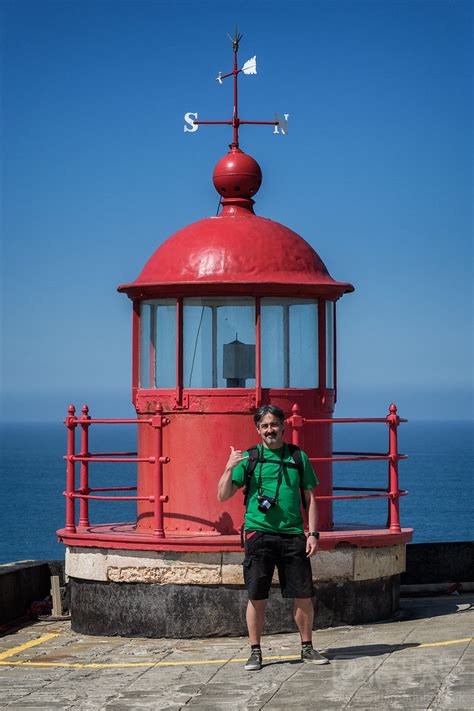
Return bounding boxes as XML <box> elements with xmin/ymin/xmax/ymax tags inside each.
<box><xmin>217</xmin><ymin>404</ymin><xmax>329</xmax><ymax>671</ymax></box>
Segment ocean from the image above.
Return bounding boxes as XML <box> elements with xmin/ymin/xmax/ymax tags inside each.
<box><xmin>0</xmin><ymin>421</ymin><xmax>472</xmax><ymax>564</ymax></box>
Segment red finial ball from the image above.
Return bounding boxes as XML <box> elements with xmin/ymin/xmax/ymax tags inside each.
<box><xmin>213</xmin><ymin>147</ymin><xmax>262</xmax><ymax>198</ymax></box>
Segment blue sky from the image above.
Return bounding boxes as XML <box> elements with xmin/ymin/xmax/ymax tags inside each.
<box><xmin>1</xmin><ymin>0</ymin><xmax>472</xmax><ymax>421</ymax></box>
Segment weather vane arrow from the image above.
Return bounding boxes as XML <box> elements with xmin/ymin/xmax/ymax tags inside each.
<box><xmin>183</xmin><ymin>28</ymin><xmax>289</xmax><ymax>147</ymax></box>
<box><xmin>217</xmin><ymin>53</ymin><xmax>256</xmax><ymax>84</ymax></box>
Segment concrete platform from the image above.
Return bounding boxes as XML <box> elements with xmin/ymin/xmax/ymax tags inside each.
<box><xmin>0</xmin><ymin>594</ymin><xmax>472</xmax><ymax>709</ymax></box>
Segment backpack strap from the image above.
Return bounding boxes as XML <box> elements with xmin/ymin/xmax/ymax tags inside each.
<box><xmin>286</xmin><ymin>444</ymin><xmax>307</xmax><ymax>510</ymax></box>
<box><xmin>243</xmin><ymin>445</ymin><xmax>260</xmax><ymax>508</ymax></box>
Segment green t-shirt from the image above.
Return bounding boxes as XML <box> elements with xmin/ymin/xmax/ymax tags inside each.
<box><xmin>232</xmin><ymin>444</ymin><xmax>319</xmax><ymax>534</ymax></box>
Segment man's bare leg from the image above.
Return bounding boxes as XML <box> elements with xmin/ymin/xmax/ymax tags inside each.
<box><xmin>294</xmin><ymin>597</ymin><xmax>329</xmax><ymax>664</ymax></box>
<box><xmin>293</xmin><ymin>597</ymin><xmax>314</xmax><ymax>641</ymax></box>
<box><xmin>246</xmin><ymin>599</ymin><xmax>267</xmax><ymax>645</ymax></box>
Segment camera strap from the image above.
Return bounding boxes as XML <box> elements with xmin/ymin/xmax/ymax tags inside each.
<box><xmin>256</xmin><ymin>444</ymin><xmax>286</xmax><ymax>503</ymax></box>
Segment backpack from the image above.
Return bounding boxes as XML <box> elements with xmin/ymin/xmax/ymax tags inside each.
<box><xmin>242</xmin><ymin>443</ymin><xmax>307</xmax><ymax>510</ymax></box>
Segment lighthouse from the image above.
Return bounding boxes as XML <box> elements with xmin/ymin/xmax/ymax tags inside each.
<box><xmin>59</xmin><ymin>32</ymin><xmax>412</xmax><ymax>637</ymax></box>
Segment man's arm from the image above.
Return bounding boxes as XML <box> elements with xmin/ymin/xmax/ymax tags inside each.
<box><xmin>304</xmin><ymin>488</ymin><xmax>319</xmax><ymax>558</ymax></box>
<box><xmin>217</xmin><ymin>446</ymin><xmax>247</xmax><ymax>501</ymax></box>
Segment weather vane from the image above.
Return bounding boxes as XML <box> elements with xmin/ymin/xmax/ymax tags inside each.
<box><xmin>183</xmin><ymin>28</ymin><xmax>288</xmax><ymax>148</ymax></box>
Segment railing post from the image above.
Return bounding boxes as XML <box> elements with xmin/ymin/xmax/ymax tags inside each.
<box><xmin>78</xmin><ymin>404</ymin><xmax>91</xmax><ymax>529</ymax></box>
<box><xmin>387</xmin><ymin>403</ymin><xmax>401</xmax><ymax>533</ymax></box>
<box><xmin>289</xmin><ymin>403</ymin><xmax>303</xmax><ymax>448</ymax></box>
<box><xmin>175</xmin><ymin>297</ymin><xmax>183</xmax><ymax>407</ymax></box>
<box><xmin>65</xmin><ymin>404</ymin><xmax>77</xmax><ymax>533</ymax></box>
<box><xmin>151</xmin><ymin>408</ymin><xmax>170</xmax><ymax>538</ymax></box>
<box><xmin>255</xmin><ymin>297</ymin><xmax>262</xmax><ymax>407</ymax></box>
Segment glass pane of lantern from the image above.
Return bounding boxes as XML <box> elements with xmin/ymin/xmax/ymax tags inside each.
<box><xmin>184</xmin><ymin>297</ymin><xmax>255</xmax><ymax>388</ymax></box>
<box><xmin>155</xmin><ymin>300</ymin><xmax>176</xmax><ymax>387</ymax></box>
<box><xmin>139</xmin><ymin>303</ymin><xmax>151</xmax><ymax>388</ymax></box>
<box><xmin>184</xmin><ymin>300</ymin><xmax>213</xmax><ymax>388</ymax></box>
<box><xmin>261</xmin><ymin>301</ymin><xmax>285</xmax><ymax>387</ymax></box>
<box><xmin>290</xmin><ymin>301</ymin><xmax>318</xmax><ymax>387</ymax></box>
<box><xmin>218</xmin><ymin>299</ymin><xmax>255</xmax><ymax>388</ymax></box>
<box><xmin>139</xmin><ymin>300</ymin><xmax>176</xmax><ymax>388</ymax></box>
<box><xmin>326</xmin><ymin>301</ymin><xmax>335</xmax><ymax>388</ymax></box>
<box><xmin>261</xmin><ymin>298</ymin><xmax>318</xmax><ymax>388</ymax></box>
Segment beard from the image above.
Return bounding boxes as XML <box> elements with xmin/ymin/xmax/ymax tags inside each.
<box><xmin>262</xmin><ymin>431</ymin><xmax>283</xmax><ymax>448</ymax></box>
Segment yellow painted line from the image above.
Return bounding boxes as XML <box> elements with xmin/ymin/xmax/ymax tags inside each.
<box><xmin>0</xmin><ymin>633</ymin><xmax>59</xmax><ymax>660</ymax></box>
<box><xmin>0</xmin><ymin>637</ymin><xmax>470</xmax><ymax>669</ymax></box>
<box><xmin>417</xmin><ymin>637</ymin><xmax>472</xmax><ymax>648</ymax></box>
<box><xmin>340</xmin><ymin>637</ymin><xmax>473</xmax><ymax>654</ymax></box>
<box><xmin>0</xmin><ymin>654</ymin><xmax>299</xmax><ymax>668</ymax></box>
<box><xmin>0</xmin><ymin>662</ymin><xmax>153</xmax><ymax>668</ymax></box>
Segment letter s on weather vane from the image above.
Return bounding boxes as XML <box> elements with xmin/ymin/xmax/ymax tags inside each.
<box><xmin>184</xmin><ymin>112</ymin><xmax>199</xmax><ymax>133</ymax></box>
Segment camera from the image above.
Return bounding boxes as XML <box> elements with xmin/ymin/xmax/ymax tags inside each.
<box><xmin>257</xmin><ymin>494</ymin><xmax>276</xmax><ymax>514</ymax></box>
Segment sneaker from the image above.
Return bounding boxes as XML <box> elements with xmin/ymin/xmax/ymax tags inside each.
<box><xmin>244</xmin><ymin>649</ymin><xmax>262</xmax><ymax>671</ymax></box>
<box><xmin>301</xmin><ymin>646</ymin><xmax>329</xmax><ymax>664</ymax></box>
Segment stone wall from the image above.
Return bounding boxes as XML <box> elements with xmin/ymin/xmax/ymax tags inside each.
<box><xmin>401</xmin><ymin>541</ymin><xmax>474</xmax><ymax>585</ymax></box>
<box><xmin>0</xmin><ymin>560</ymin><xmax>64</xmax><ymax>625</ymax></box>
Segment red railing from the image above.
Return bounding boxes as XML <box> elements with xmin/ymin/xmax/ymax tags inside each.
<box><xmin>286</xmin><ymin>402</ymin><xmax>408</xmax><ymax>533</ymax></box>
<box><xmin>63</xmin><ymin>402</ymin><xmax>407</xmax><ymax>539</ymax></box>
<box><xmin>63</xmin><ymin>404</ymin><xmax>170</xmax><ymax>537</ymax></box>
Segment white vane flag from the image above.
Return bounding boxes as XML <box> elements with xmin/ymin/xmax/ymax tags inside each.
<box><xmin>241</xmin><ymin>55</ymin><xmax>257</xmax><ymax>75</ymax></box>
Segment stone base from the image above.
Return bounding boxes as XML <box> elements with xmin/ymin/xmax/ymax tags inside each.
<box><xmin>65</xmin><ymin>544</ymin><xmax>406</xmax><ymax>585</ymax></box>
<box><xmin>67</xmin><ymin>544</ymin><xmax>405</xmax><ymax>637</ymax></box>
<box><xmin>70</xmin><ymin>575</ymin><xmax>400</xmax><ymax>638</ymax></box>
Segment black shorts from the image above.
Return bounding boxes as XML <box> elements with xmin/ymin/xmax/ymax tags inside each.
<box><xmin>243</xmin><ymin>530</ymin><xmax>314</xmax><ymax>600</ymax></box>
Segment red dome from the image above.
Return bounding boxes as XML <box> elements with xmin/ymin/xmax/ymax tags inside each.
<box><xmin>118</xmin><ymin>210</ymin><xmax>354</xmax><ymax>298</ymax></box>
<box><xmin>119</xmin><ymin>147</ymin><xmax>354</xmax><ymax>299</ymax></box>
